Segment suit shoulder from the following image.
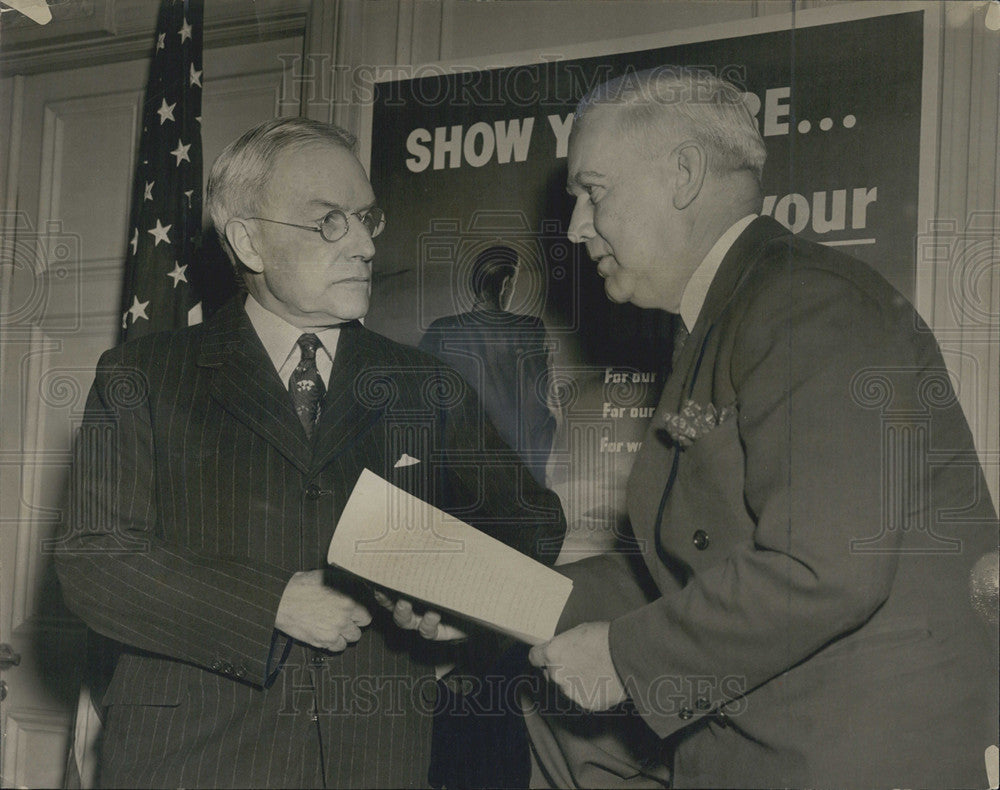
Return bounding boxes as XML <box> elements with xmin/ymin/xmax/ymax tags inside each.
<box><xmin>725</xmin><ymin>234</ymin><xmax>937</xmax><ymax>374</ymax></box>
<box><xmin>424</xmin><ymin>315</ymin><xmax>465</xmax><ymax>331</ymax></box>
<box><xmin>757</xmin><ymin>235</ymin><xmax>904</xmax><ymax>299</ymax></box>
<box><xmin>359</xmin><ymin>326</ymin><xmax>451</xmax><ymax>369</ymax></box>
<box><xmin>98</xmin><ymin>323</ymin><xmax>205</xmax><ymax>370</ymax></box>
<box><xmin>741</xmin><ymin>235</ymin><xmax>915</xmax><ymax>324</ymax></box>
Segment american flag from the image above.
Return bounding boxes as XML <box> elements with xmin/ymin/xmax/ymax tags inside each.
<box><xmin>120</xmin><ymin>0</ymin><xmax>204</xmax><ymax>341</ymax></box>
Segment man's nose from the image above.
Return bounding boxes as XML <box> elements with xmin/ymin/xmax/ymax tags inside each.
<box><xmin>567</xmin><ymin>197</ymin><xmax>594</xmax><ymax>245</ymax></box>
<box><xmin>345</xmin><ymin>215</ymin><xmax>377</xmax><ymax>260</ymax></box>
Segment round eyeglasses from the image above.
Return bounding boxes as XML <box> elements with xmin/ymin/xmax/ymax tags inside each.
<box><xmin>248</xmin><ymin>207</ymin><xmax>385</xmax><ymax>243</ymax></box>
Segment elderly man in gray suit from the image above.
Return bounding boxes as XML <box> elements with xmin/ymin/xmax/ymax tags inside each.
<box><xmin>526</xmin><ymin>67</ymin><xmax>998</xmax><ymax>789</ymax></box>
<box><xmin>57</xmin><ymin>117</ymin><xmax>564</xmax><ymax>788</ymax></box>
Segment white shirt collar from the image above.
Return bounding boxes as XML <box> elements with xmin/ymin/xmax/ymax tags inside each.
<box><xmin>243</xmin><ymin>294</ymin><xmax>340</xmax><ymax>387</ymax></box>
<box><xmin>678</xmin><ymin>214</ymin><xmax>757</xmax><ymax>332</ymax></box>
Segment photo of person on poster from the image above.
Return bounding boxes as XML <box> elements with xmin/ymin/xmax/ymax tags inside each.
<box><xmin>418</xmin><ymin>243</ymin><xmax>557</xmax><ymax>485</ymax></box>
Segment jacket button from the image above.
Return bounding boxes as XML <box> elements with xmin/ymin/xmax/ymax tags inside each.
<box><xmin>679</xmin><ymin>706</ymin><xmax>694</xmax><ymax>720</ymax></box>
<box><xmin>695</xmin><ymin>697</ymin><xmax>711</xmax><ymax>710</ymax></box>
<box><xmin>235</xmin><ymin>665</ymin><xmax>248</xmax><ymax>679</ymax></box>
<box><xmin>210</xmin><ymin>659</ymin><xmax>222</xmax><ymax>671</ymax></box>
<box><xmin>221</xmin><ymin>661</ymin><xmax>234</xmax><ymax>675</ymax></box>
<box><xmin>305</xmin><ymin>484</ymin><xmax>322</xmax><ymax>500</ymax></box>
<box><xmin>692</xmin><ymin>529</ymin><xmax>710</xmax><ymax>550</ymax></box>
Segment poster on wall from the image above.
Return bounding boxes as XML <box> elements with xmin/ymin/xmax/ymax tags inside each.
<box><xmin>365</xmin><ymin>9</ymin><xmax>926</xmax><ymax>556</ymax></box>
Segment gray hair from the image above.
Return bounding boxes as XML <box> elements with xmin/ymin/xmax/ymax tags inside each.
<box><xmin>575</xmin><ymin>66</ymin><xmax>766</xmax><ymax>183</ymax></box>
<box><xmin>206</xmin><ymin>117</ymin><xmax>357</xmax><ymax>267</ymax></box>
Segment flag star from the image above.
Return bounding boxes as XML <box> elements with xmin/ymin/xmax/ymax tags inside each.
<box><xmin>122</xmin><ymin>311</ymin><xmax>129</xmax><ymax>329</ymax></box>
<box><xmin>167</xmin><ymin>262</ymin><xmax>188</xmax><ymax>287</ymax></box>
<box><xmin>179</xmin><ymin>18</ymin><xmax>192</xmax><ymax>43</ymax></box>
<box><xmin>156</xmin><ymin>98</ymin><xmax>176</xmax><ymax>125</ymax></box>
<box><xmin>189</xmin><ymin>63</ymin><xmax>202</xmax><ymax>88</ymax></box>
<box><xmin>195</xmin><ymin>116</ymin><xmax>202</xmax><ymax>125</ymax></box>
<box><xmin>170</xmin><ymin>140</ymin><xmax>191</xmax><ymax>166</ymax></box>
<box><xmin>144</xmin><ymin>181</ymin><xmax>154</xmax><ymax>201</ymax></box>
<box><xmin>156</xmin><ymin>32</ymin><xmax>166</xmax><ymax>51</ymax></box>
<box><xmin>128</xmin><ymin>295</ymin><xmax>150</xmax><ymax>323</ymax></box>
<box><xmin>129</xmin><ymin>227</ymin><xmax>139</xmax><ymax>254</ymax></box>
<box><xmin>148</xmin><ymin>218</ymin><xmax>172</xmax><ymax>246</ymax></box>
<box><xmin>183</xmin><ymin>189</ymin><xmax>194</xmax><ymax>208</ymax></box>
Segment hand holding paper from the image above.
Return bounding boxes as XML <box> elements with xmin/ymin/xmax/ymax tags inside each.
<box><xmin>528</xmin><ymin>621</ymin><xmax>627</xmax><ymax>711</ymax></box>
<box><xmin>370</xmin><ymin>588</ymin><xmax>468</xmax><ymax>641</ymax></box>
<box><xmin>275</xmin><ymin>569</ymin><xmax>372</xmax><ymax>652</ymax></box>
<box><xmin>390</xmin><ymin>597</ymin><xmax>469</xmax><ymax>641</ymax></box>
<box><xmin>328</xmin><ymin>469</ymin><xmax>572</xmax><ymax>644</ymax></box>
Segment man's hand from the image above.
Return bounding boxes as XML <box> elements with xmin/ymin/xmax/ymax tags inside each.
<box><xmin>528</xmin><ymin>621</ymin><xmax>628</xmax><ymax>711</ymax></box>
<box><xmin>372</xmin><ymin>589</ymin><xmax>468</xmax><ymax>641</ymax></box>
<box><xmin>275</xmin><ymin>570</ymin><xmax>372</xmax><ymax>652</ymax></box>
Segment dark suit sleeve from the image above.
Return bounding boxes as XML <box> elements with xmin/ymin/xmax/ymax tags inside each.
<box><xmin>434</xmin><ymin>363</ymin><xmax>565</xmax><ymax>565</ymax></box>
<box><xmin>520</xmin><ymin>320</ymin><xmax>556</xmax><ymax>440</ymax></box>
<box><xmin>417</xmin><ymin>320</ymin><xmax>444</xmax><ymax>357</ymax></box>
<box><xmin>555</xmin><ymin>552</ymin><xmax>659</xmax><ymax>631</ymax></box>
<box><xmin>416</xmin><ymin>332</ymin><xmax>434</xmax><ymax>356</ymax></box>
<box><xmin>607</xmin><ymin>268</ymin><xmax>927</xmax><ymax>738</ymax></box>
<box><xmin>55</xmin><ymin>349</ymin><xmax>292</xmax><ymax>688</ymax></box>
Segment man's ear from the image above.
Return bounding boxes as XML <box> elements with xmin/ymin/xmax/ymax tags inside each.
<box><xmin>225</xmin><ymin>219</ymin><xmax>264</xmax><ymax>274</ymax></box>
<box><xmin>501</xmin><ymin>271</ymin><xmax>517</xmax><ymax>300</ymax></box>
<box><xmin>670</xmin><ymin>140</ymin><xmax>707</xmax><ymax>210</ymax></box>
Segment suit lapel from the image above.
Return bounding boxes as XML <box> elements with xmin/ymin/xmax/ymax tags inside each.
<box><xmin>665</xmin><ymin>216</ymin><xmax>790</xmax><ymax>415</ymax></box>
<box><xmin>629</xmin><ymin>217</ymin><xmax>790</xmax><ymax>542</ymax></box>
<box><xmin>199</xmin><ymin>298</ymin><xmax>312</xmax><ymax>473</ymax></box>
<box><xmin>310</xmin><ymin>322</ymin><xmax>385</xmax><ymax>473</ymax></box>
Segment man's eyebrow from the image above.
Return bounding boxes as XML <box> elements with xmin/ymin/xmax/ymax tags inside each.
<box><xmin>567</xmin><ymin>170</ymin><xmax>604</xmax><ymax>194</ymax></box>
<box><xmin>306</xmin><ymin>199</ymin><xmax>377</xmax><ymax>212</ymax></box>
<box><xmin>567</xmin><ymin>171</ymin><xmax>604</xmax><ymax>189</ymax></box>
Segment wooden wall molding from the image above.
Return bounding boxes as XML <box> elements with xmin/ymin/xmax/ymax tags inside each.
<box><xmin>0</xmin><ymin>0</ymin><xmax>310</xmax><ymax>76</ymax></box>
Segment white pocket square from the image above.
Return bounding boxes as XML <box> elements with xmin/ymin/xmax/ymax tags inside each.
<box><xmin>394</xmin><ymin>453</ymin><xmax>421</xmax><ymax>468</ymax></box>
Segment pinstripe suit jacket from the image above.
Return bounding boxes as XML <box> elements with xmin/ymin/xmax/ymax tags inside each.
<box><xmin>56</xmin><ymin>297</ymin><xmax>565</xmax><ymax>789</ymax></box>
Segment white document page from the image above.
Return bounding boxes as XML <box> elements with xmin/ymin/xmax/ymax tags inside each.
<box><xmin>327</xmin><ymin>468</ymin><xmax>572</xmax><ymax>644</ymax></box>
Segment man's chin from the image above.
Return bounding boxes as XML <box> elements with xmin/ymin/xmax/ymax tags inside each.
<box><xmin>321</xmin><ymin>296</ymin><xmax>370</xmax><ymax>324</ymax></box>
<box><xmin>603</xmin><ymin>280</ymin><xmax>633</xmax><ymax>305</ymax></box>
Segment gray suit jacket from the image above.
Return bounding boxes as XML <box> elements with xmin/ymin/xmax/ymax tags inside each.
<box><xmin>558</xmin><ymin>217</ymin><xmax>998</xmax><ymax>788</ymax></box>
<box><xmin>56</xmin><ymin>297</ymin><xmax>564</xmax><ymax>788</ymax></box>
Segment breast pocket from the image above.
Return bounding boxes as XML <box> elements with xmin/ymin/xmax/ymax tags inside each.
<box><xmin>663</xmin><ymin>415</ymin><xmax>754</xmax><ymax>570</ymax></box>
<box><xmin>383</xmin><ymin>421</ymin><xmax>435</xmax><ymax>500</ymax></box>
<box><xmin>676</xmin><ymin>414</ymin><xmax>745</xmax><ymax>495</ymax></box>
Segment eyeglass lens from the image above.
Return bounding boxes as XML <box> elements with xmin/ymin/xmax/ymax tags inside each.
<box><xmin>319</xmin><ymin>208</ymin><xmax>385</xmax><ymax>242</ymax></box>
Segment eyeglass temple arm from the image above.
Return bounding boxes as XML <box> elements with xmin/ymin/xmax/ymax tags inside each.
<box><xmin>246</xmin><ymin>217</ymin><xmax>321</xmax><ymax>233</ymax></box>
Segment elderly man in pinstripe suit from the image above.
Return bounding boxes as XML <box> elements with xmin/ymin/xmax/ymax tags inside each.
<box><xmin>56</xmin><ymin>117</ymin><xmax>564</xmax><ymax>788</ymax></box>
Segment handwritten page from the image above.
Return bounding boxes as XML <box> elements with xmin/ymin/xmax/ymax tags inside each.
<box><xmin>328</xmin><ymin>468</ymin><xmax>572</xmax><ymax>644</ymax></box>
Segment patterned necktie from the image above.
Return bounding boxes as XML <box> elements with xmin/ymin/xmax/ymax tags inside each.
<box><xmin>289</xmin><ymin>333</ymin><xmax>325</xmax><ymax>437</ymax></box>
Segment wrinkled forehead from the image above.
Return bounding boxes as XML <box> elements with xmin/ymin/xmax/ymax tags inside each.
<box><xmin>566</xmin><ymin>106</ymin><xmax>626</xmax><ymax>179</ymax></box>
<box><xmin>570</xmin><ymin>104</ymin><xmax>624</xmax><ymax>146</ymax></box>
<box><xmin>266</xmin><ymin>141</ymin><xmax>375</xmax><ymax>208</ymax></box>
